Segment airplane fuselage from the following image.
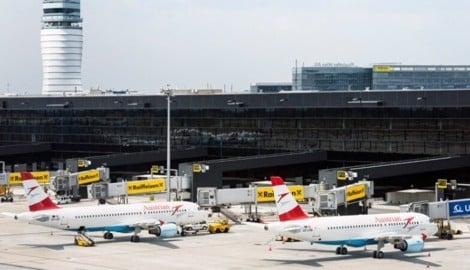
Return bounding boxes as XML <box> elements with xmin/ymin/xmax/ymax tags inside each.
<box><xmin>265</xmin><ymin>212</ymin><xmax>437</xmax><ymax>247</ymax></box>
<box><xmin>256</xmin><ymin>176</ymin><xmax>439</xmax><ymax>258</ymax></box>
<box><xmin>16</xmin><ymin>201</ymin><xmax>206</xmax><ymax>233</ymax></box>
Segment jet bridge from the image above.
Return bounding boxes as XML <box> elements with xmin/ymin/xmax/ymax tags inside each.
<box><xmin>318</xmin><ymin>155</ymin><xmax>470</xmax><ymax>198</ymax></box>
<box><xmin>0</xmin><ymin>161</ymin><xmax>12</xmax><ymax>202</ymax></box>
<box><xmin>197</xmin><ymin>181</ymin><xmax>373</xmax><ymax>216</ymax></box>
<box><xmin>401</xmin><ymin>198</ymin><xmax>470</xmax><ymax>240</ymax></box>
<box><xmin>304</xmin><ymin>180</ymin><xmax>373</xmax><ymax>215</ymax></box>
<box><xmin>398</xmin><ymin>179</ymin><xmax>470</xmax><ymax>240</ymax></box>
<box><xmin>50</xmin><ymin>167</ymin><xmax>110</xmax><ymax>201</ymax></box>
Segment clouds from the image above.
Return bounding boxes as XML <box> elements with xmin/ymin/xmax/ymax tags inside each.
<box><xmin>1</xmin><ymin>1</ymin><xmax>470</xmax><ymax>94</ymax></box>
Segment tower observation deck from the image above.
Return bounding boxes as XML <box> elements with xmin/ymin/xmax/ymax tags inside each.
<box><xmin>41</xmin><ymin>0</ymin><xmax>83</xmax><ymax>95</ymax></box>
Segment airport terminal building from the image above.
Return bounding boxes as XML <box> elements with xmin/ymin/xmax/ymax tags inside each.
<box><xmin>2</xmin><ymin>89</ymin><xmax>470</xmax><ymax>203</ymax></box>
<box><xmin>1</xmin><ymin>89</ymin><xmax>470</xmax><ymax>160</ymax></box>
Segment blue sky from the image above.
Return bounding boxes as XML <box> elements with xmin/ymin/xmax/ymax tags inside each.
<box><xmin>1</xmin><ymin>0</ymin><xmax>470</xmax><ymax>94</ymax></box>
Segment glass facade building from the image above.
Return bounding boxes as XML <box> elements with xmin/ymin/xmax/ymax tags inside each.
<box><xmin>292</xmin><ymin>66</ymin><xmax>372</xmax><ymax>91</ymax></box>
<box><xmin>372</xmin><ymin>65</ymin><xmax>470</xmax><ymax>90</ymax></box>
<box><xmin>250</xmin><ymin>83</ymin><xmax>292</xmax><ymax>93</ymax></box>
<box><xmin>1</xmin><ymin>90</ymin><xmax>470</xmax><ymax>162</ymax></box>
<box><xmin>291</xmin><ymin>64</ymin><xmax>470</xmax><ymax>91</ymax></box>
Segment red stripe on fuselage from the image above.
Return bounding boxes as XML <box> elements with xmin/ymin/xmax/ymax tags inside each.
<box><xmin>29</xmin><ymin>199</ymin><xmax>59</xmax><ymax>211</ymax></box>
<box><xmin>20</xmin><ymin>172</ymin><xmax>59</xmax><ymax>212</ymax></box>
<box><xmin>279</xmin><ymin>205</ymin><xmax>309</xmax><ymax>221</ymax></box>
<box><xmin>271</xmin><ymin>176</ymin><xmax>284</xmax><ymax>186</ymax></box>
<box><xmin>20</xmin><ymin>172</ymin><xmax>36</xmax><ymax>181</ymax></box>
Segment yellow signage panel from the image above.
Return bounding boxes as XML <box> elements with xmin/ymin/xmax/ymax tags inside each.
<box><xmin>337</xmin><ymin>170</ymin><xmax>347</xmax><ymax>181</ymax></box>
<box><xmin>373</xmin><ymin>65</ymin><xmax>392</xmax><ymax>73</ymax></box>
<box><xmin>256</xmin><ymin>186</ymin><xmax>304</xmax><ymax>202</ymax></box>
<box><xmin>9</xmin><ymin>171</ymin><xmax>50</xmax><ymax>185</ymax></box>
<box><xmin>193</xmin><ymin>164</ymin><xmax>201</xmax><ymax>173</ymax></box>
<box><xmin>151</xmin><ymin>165</ymin><xmax>159</xmax><ymax>174</ymax></box>
<box><xmin>346</xmin><ymin>184</ymin><xmax>366</xmax><ymax>202</ymax></box>
<box><xmin>437</xmin><ymin>179</ymin><xmax>447</xmax><ymax>189</ymax></box>
<box><xmin>77</xmin><ymin>159</ymin><xmax>91</xmax><ymax>167</ymax></box>
<box><xmin>127</xmin><ymin>179</ymin><xmax>165</xmax><ymax>195</ymax></box>
<box><xmin>78</xmin><ymin>170</ymin><xmax>101</xmax><ymax>185</ymax></box>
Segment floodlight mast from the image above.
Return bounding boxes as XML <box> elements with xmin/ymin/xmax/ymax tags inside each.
<box><xmin>161</xmin><ymin>86</ymin><xmax>172</xmax><ymax>201</ymax></box>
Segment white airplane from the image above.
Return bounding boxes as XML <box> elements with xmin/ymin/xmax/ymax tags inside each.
<box><xmin>2</xmin><ymin>172</ymin><xmax>208</xmax><ymax>243</ymax></box>
<box><xmin>257</xmin><ymin>176</ymin><xmax>438</xmax><ymax>259</ymax></box>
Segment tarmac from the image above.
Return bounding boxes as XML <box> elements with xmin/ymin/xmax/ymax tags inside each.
<box><xmin>1</xmin><ymin>195</ymin><xmax>470</xmax><ymax>270</ymax></box>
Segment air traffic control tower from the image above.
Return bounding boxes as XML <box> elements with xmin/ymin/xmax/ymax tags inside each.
<box><xmin>41</xmin><ymin>0</ymin><xmax>83</xmax><ymax>95</ymax></box>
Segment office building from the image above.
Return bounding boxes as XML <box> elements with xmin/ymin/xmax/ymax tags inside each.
<box><xmin>292</xmin><ymin>65</ymin><xmax>372</xmax><ymax>91</ymax></box>
<box><xmin>250</xmin><ymin>83</ymin><xmax>292</xmax><ymax>93</ymax></box>
<box><xmin>372</xmin><ymin>65</ymin><xmax>470</xmax><ymax>90</ymax></box>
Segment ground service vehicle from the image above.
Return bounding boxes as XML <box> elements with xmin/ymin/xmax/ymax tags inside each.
<box><xmin>208</xmin><ymin>219</ymin><xmax>230</xmax><ymax>233</ymax></box>
<box><xmin>183</xmin><ymin>221</ymin><xmax>208</xmax><ymax>234</ymax></box>
<box><xmin>435</xmin><ymin>219</ymin><xmax>462</xmax><ymax>240</ymax></box>
<box><xmin>74</xmin><ymin>233</ymin><xmax>95</xmax><ymax>247</ymax></box>
<box><xmin>55</xmin><ymin>195</ymin><xmax>72</xmax><ymax>205</ymax></box>
<box><xmin>0</xmin><ymin>186</ymin><xmax>13</xmax><ymax>202</ymax></box>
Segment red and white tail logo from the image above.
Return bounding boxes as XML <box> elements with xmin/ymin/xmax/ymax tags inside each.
<box><xmin>21</xmin><ymin>172</ymin><xmax>59</xmax><ymax>212</ymax></box>
<box><xmin>270</xmin><ymin>176</ymin><xmax>309</xmax><ymax>221</ymax></box>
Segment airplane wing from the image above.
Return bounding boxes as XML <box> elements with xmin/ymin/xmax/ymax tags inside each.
<box><xmin>1</xmin><ymin>212</ymin><xmax>16</xmax><ymax>218</ymax></box>
<box><xmin>1</xmin><ymin>212</ymin><xmax>51</xmax><ymax>223</ymax></box>
<box><xmin>242</xmin><ymin>221</ymin><xmax>266</xmax><ymax>229</ymax></box>
<box><xmin>131</xmin><ymin>219</ymin><xmax>163</xmax><ymax>229</ymax></box>
<box><xmin>371</xmin><ymin>232</ymin><xmax>414</xmax><ymax>242</ymax></box>
<box><xmin>243</xmin><ymin>221</ymin><xmax>305</xmax><ymax>235</ymax></box>
<box><xmin>283</xmin><ymin>225</ymin><xmax>303</xmax><ymax>234</ymax></box>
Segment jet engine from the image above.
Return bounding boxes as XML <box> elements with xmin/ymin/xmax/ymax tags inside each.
<box><xmin>393</xmin><ymin>236</ymin><xmax>424</xmax><ymax>252</ymax></box>
<box><xmin>149</xmin><ymin>223</ymin><xmax>178</xmax><ymax>238</ymax></box>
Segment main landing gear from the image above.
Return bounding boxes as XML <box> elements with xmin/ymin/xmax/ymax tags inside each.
<box><xmin>130</xmin><ymin>235</ymin><xmax>140</xmax><ymax>242</ymax></box>
<box><xmin>130</xmin><ymin>227</ymin><xmax>141</xmax><ymax>242</ymax></box>
<box><xmin>373</xmin><ymin>240</ymin><xmax>385</xmax><ymax>259</ymax></box>
<box><xmin>334</xmin><ymin>242</ymin><xmax>385</xmax><ymax>259</ymax></box>
<box><xmin>102</xmin><ymin>230</ymin><xmax>141</xmax><ymax>242</ymax></box>
<box><xmin>335</xmin><ymin>246</ymin><xmax>348</xmax><ymax>255</ymax></box>
<box><xmin>372</xmin><ymin>250</ymin><xmax>384</xmax><ymax>259</ymax></box>
<box><xmin>103</xmin><ymin>229</ymin><xmax>142</xmax><ymax>242</ymax></box>
<box><xmin>103</xmin><ymin>231</ymin><xmax>114</xmax><ymax>240</ymax></box>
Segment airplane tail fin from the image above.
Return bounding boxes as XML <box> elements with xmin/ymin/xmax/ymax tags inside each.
<box><xmin>21</xmin><ymin>172</ymin><xmax>59</xmax><ymax>212</ymax></box>
<box><xmin>270</xmin><ymin>176</ymin><xmax>309</xmax><ymax>221</ymax></box>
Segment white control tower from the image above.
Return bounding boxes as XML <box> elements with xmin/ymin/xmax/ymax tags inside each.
<box><xmin>41</xmin><ymin>0</ymin><xmax>83</xmax><ymax>95</ymax></box>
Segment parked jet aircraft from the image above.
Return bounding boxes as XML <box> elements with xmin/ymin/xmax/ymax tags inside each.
<box><xmin>258</xmin><ymin>176</ymin><xmax>438</xmax><ymax>259</ymax></box>
<box><xmin>2</xmin><ymin>172</ymin><xmax>208</xmax><ymax>243</ymax></box>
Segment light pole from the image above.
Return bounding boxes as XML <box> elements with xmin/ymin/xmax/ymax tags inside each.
<box><xmin>161</xmin><ymin>87</ymin><xmax>172</xmax><ymax>201</ymax></box>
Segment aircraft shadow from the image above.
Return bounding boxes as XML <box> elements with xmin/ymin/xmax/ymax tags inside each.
<box><xmin>0</xmin><ymin>262</ymin><xmax>42</xmax><ymax>270</ymax></box>
<box><xmin>101</xmin><ymin>235</ymin><xmax>183</xmax><ymax>249</ymax></box>
<box><xmin>21</xmin><ymin>243</ymin><xmax>69</xmax><ymax>251</ymax></box>
<box><xmin>427</xmin><ymin>235</ymin><xmax>470</xmax><ymax>242</ymax></box>
<box><xmin>265</xmin><ymin>247</ymin><xmax>442</xmax><ymax>268</ymax></box>
<box><xmin>21</xmin><ymin>234</ymin><xmax>182</xmax><ymax>250</ymax></box>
